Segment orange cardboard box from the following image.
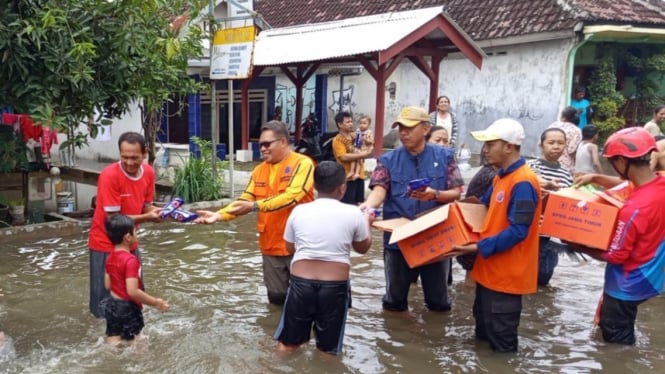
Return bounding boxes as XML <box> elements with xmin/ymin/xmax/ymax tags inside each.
<box><xmin>540</xmin><ymin>187</ymin><xmax>623</xmax><ymax>250</ymax></box>
<box><xmin>372</xmin><ymin>202</ymin><xmax>487</xmax><ymax>268</ymax></box>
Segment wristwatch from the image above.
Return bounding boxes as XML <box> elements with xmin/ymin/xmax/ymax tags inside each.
<box><xmin>252</xmin><ymin>201</ymin><xmax>259</xmax><ymax>212</ymax></box>
<box><xmin>433</xmin><ymin>190</ymin><xmax>440</xmax><ymax>201</ymax></box>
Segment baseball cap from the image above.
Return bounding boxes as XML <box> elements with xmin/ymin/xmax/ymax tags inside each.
<box><xmin>471</xmin><ymin>118</ymin><xmax>525</xmax><ymax>145</ymax></box>
<box><xmin>391</xmin><ymin>106</ymin><xmax>430</xmax><ymax>128</ymax></box>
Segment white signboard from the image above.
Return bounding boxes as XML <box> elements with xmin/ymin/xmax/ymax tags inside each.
<box><xmin>228</xmin><ymin>0</ymin><xmax>254</xmax><ymax>29</ymax></box>
<box><xmin>210</xmin><ymin>26</ymin><xmax>255</xmax><ymax>80</ymax></box>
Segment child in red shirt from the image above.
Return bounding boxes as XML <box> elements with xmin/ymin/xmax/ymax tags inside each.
<box><xmin>102</xmin><ymin>214</ymin><xmax>169</xmax><ymax>345</ymax></box>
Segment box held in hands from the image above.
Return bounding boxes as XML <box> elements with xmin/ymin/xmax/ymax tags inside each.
<box><xmin>540</xmin><ymin>187</ymin><xmax>623</xmax><ymax>250</ymax></box>
<box><xmin>372</xmin><ymin>202</ymin><xmax>486</xmax><ymax>268</ymax></box>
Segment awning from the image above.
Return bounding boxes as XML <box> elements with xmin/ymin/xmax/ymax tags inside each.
<box><xmin>252</xmin><ymin>6</ymin><xmax>484</xmax><ymax>68</ymax></box>
<box><xmin>583</xmin><ymin>24</ymin><xmax>665</xmax><ymax>42</ymax></box>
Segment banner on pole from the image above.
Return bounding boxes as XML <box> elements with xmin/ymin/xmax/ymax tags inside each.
<box><xmin>210</xmin><ymin>26</ymin><xmax>255</xmax><ymax>80</ymax></box>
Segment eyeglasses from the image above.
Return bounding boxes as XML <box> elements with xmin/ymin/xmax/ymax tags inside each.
<box><xmin>259</xmin><ymin>139</ymin><xmax>282</xmax><ymax>149</ymax></box>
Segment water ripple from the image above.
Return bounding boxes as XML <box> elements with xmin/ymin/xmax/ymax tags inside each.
<box><xmin>0</xmin><ymin>218</ymin><xmax>663</xmax><ymax>373</ymax></box>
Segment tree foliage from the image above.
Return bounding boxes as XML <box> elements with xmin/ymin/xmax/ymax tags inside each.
<box><xmin>588</xmin><ymin>55</ymin><xmax>626</xmax><ymax>144</ymax></box>
<box><xmin>0</xmin><ymin>0</ymin><xmax>206</xmax><ymax>163</ymax></box>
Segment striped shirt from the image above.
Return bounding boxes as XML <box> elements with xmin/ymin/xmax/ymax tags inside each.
<box><xmin>527</xmin><ymin>158</ymin><xmax>574</xmax><ymax>187</ymax></box>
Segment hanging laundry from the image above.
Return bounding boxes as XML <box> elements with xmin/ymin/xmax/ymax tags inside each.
<box><xmin>2</xmin><ymin>113</ymin><xmax>18</xmax><ymax>126</ymax></box>
<box><xmin>19</xmin><ymin>115</ymin><xmax>41</xmax><ymax>143</ymax></box>
<box><xmin>40</xmin><ymin>127</ymin><xmax>58</xmax><ymax>170</ymax></box>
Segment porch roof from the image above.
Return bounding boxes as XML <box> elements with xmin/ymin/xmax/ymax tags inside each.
<box><xmin>252</xmin><ymin>6</ymin><xmax>484</xmax><ymax>68</ymax></box>
<box><xmin>583</xmin><ymin>24</ymin><xmax>665</xmax><ymax>42</ymax></box>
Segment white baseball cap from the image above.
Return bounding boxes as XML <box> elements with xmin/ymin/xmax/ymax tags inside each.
<box><xmin>471</xmin><ymin>118</ymin><xmax>525</xmax><ymax>145</ymax></box>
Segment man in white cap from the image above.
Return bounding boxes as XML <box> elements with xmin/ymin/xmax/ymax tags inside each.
<box><xmin>454</xmin><ymin>118</ymin><xmax>541</xmax><ymax>352</ymax></box>
<box><xmin>361</xmin><ymin>106</ymin><xmax>464</xmax><ymax>313</ymax></box>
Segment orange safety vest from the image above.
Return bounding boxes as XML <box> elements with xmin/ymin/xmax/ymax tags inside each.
<box><xmin>472</xmin><ymin>164</ymin><xmax>542</xmax><ymax>295</ymax></box>
<box><xmin>253</xmin><ymin>152</ymin><xmax>314</xmax><ymax>256</ymax></box>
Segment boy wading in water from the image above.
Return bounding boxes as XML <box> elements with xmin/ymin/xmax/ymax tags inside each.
<box><xmin>572</xmin><ymin>127</ymin><xmax>665</xmax><ymax>345</ymax></box>
<box><xmin>102</xmin><ymin>214</ymin><xmax>169</xmax><ymax>345</ymax></box>
<box><xmin>274</xmin><ymin>161</ymin><xmax>373</xmax><ymax>355</ymax></box>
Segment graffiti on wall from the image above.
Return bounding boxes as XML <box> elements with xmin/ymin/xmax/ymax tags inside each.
<box><xmin>275</xmin><ymin>82</ymin><xmax>316</xmax><ymax>131</ymax></box>
<box><xmin>328</xmin><ymin>85</ymin><xmax>355</xmax><ymax>115</ymax></box>
<box><xmin>507</xmin><ymin>103</ymin><xmax>544</xmax><ymax>121</ymax></box>
<box><xmin>460</xmin><ymin>98</ymin><xmax>544</xmax><ymax>121</ymax></box>
<box><xmin>460</xmin><ymin>98</ymin><xmax>488</xmax><ymax>117</ymax></box>
<box><xmin>385</xmin><ymin>99</ymin><xmax>404</xmax><ymax>119</ymax></box>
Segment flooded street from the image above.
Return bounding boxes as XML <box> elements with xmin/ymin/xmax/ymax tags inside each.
<box><xmin>1</xmin><ymin>215</ymin><xmax>665</xmax><ymax>373</ymax></box>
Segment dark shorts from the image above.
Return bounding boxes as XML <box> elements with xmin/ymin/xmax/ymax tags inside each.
<box><xmin>599</xmin><ymin>293</ymin><xmax>645</xmax><ymax>345</ymax></box>
<box><xmin>273</xmin><ymin>275</ymin><xmax>350</xmax><ymax>355</ymax></box>
<box><xmin>473</xmin><ymin>283</ymin><xmax>522</xmax><ymax>353</ymax></box>
<box><xmin>342</xmin><ymin>179</ymin><xmax>365</xmax><ymax>205</ymax></box>
<box><xmin>382</xmin><ymin>248</ymin><xmax>451</xmax><ymax>312</ymax></box>
<box><xmin>100</xmin><ymin>297</ymin><xmax>145</xmax><ymax>340</ymax></box>
<box><xmin>89</xmin><ymin>249</ymin><xmax>142</xmax><ymax>318</ymax></box>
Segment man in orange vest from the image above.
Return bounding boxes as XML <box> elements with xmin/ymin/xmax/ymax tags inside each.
<box><xmin>455</xmin><ymin>118</ymin><xmax>542</xmax><ymax>352</ymax></box>
<box><xmin>195</xmin><ymin>121</ymin><xmax>315</xmax><ymax>305</ymax></box>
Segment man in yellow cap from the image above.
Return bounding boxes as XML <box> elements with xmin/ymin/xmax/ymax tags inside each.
<box><xmin>454</xmin><ymin>118</ymin><xmax>541</xmax><ymax>352</ymax></box>
<box><xmin>361</xmin><ymin>106</ymin><xmax>464</xmax><ymax>313</ymax></box>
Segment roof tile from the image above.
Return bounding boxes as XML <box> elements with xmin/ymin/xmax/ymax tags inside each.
<box><xmin>254</xmin><ymin>0</ymin><xmax>665</xmax><ymax>41</ymax></box>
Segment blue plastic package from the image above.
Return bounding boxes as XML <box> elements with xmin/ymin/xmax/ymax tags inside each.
<box><xmin>171</xmin><ymin>208</ymin><xmax>198</xmax><ymax>223</ymax></box>
<box><xmin>405</xmin><ymin>178</ymin><xmax>431</xmax><ymax>196</ymax></box>
<box><xmin>160</xmin><ymin>197</ymin><xmax>184</xmax><ymax>219</ymax></box>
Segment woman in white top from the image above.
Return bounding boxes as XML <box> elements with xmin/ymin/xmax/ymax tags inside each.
<box><xmin>428</xmin><ymin>95</ymin><xmax>459</xmax><ymax>147</ymax></box>
<box><xmin>643</xmin><ymin>105</ymin><xmax>665</xmax><ymax>137</ymax></box>
<box><xmin>574</xmin><ymin>124</ymin><xmax>603</xmax><ymax>175</ymax></box>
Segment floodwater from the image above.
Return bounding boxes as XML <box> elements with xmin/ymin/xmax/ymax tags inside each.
<box><xmin>1</xmin><ymin>215</ymin><xmax>665</xmax><ymax>373</ymax></box>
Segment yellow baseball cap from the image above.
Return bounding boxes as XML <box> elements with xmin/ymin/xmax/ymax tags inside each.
<box><xmin>391</xmin><ymin>106</ymin><xmax>430</xmax><ymax>128</ymax></box>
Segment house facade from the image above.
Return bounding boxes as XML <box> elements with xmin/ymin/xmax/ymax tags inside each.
<box><xmin>252</xmin><ymin>0</ymin><xmax>665</xmax><ymax>157</ymax></box>
<box><xmin>73</xmin><ymin>0</ymin><xmax>665</xmax><ymax>162</ymax></box>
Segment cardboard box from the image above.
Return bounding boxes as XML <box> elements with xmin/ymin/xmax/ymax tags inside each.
<box><xmin>540</xmin><ymin>187</ymin><xmax>623</xmax><ymax>250</ymax></box>
<box><xmin>372</xmin><ymin>202</ymin><xmax>486</xmax><ymax>268</ymax></box>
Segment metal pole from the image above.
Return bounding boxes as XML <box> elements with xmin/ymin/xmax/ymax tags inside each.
<box><xmin>211</xmin><ymin>82</ymin><xmax>218</xmax><ymax>179</ymax></box>
<box><xmin>339</xmin><ymin>75</ymin><xmax>344</xmax><ymax>114</ymax></box>
<box><xmin>209</xmin><ymin>0</ymin><xmax>219</xmax><ymax>183</ymax></box>
<box><xmin>228</xmin><ymin>79</ymin><xmax>235</xmax><ymax>197</ymax></box>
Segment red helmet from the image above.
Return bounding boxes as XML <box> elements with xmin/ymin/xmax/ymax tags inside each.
<box><xmin>603</xmin><ymin>127</ymin><xmax>657</xmax><ymax>159</ymax></box>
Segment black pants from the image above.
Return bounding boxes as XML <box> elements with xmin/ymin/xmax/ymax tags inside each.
<box><xmin>538</xmin><ymin>236</ymin><xmax>559</xmax><ymax>286</ymax></box>
<box><xmin>342</xmin><ymin>179</ymin><xmax>365</xmax><ymax>205</ymax></box>
<box><xmin>599</xmin><ymin>293</ymin><xmax>645</xmax><ymax>345</ymax></box>
<box><xmin>383</xmin><ymin>249</ymin><xmax>451</xmax><ymax>312</ymax></box>
<box><xmin>473</xmin><ymin>283</ymin><xmax>522</xmax><ymax>353</ymax></box>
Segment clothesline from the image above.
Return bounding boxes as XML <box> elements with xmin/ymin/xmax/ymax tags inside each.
<box><xmin>1</xmin><ymin>112</ymin><xmax>58</xmax><ymax>169</ymax></box>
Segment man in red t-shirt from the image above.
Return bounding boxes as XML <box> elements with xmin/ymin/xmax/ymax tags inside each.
<box><xmin>88</xmin><ymin>132</ymin><xmax>161</xmax><ymax>318</ymax></box>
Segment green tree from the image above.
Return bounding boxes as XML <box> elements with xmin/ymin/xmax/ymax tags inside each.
<box><xmin>0</xmin><ymin>0</ymin><xmax>206</xmax><ymax>164</ymax></box>
<box><xmin>588</xmin><ymin>55</ymin><xmax>626</xmax><ymax>144</ymax></box>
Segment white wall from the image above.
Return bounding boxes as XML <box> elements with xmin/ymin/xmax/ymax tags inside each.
<box><xmin>437</xmin><ymin>38</ymin><xmax>576</xmax><ymax>157</ymax></box>
<box><xmin>320</xmin><ymin>38</ymin><xmax>576</xmax><ymax>157</ymax></box>
<box><xmin>55</xmin><ymin>102</ymin><xmax>143</xmax><ymax>163</ymax></box>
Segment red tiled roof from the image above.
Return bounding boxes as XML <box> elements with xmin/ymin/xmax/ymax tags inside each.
<box><xmin>254</xmin><ymin>0</ymin><xmax>665</xmax><ymax>41</ymax></box>
<box><xmin>572</xmin><ymin>0</ymin><xmax>665</xmax><ymax>25</ymax></box>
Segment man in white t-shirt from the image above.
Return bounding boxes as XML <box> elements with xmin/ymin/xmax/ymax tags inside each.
<box><xmin>274</xmin><ymin>161</ymin><xmax>374</xmax><ymax>356</ymax></box>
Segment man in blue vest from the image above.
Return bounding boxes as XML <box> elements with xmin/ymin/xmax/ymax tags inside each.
<box><xmin>360</xmin><ymin>106</ymin><xmax>464</xmax><ymax>312</ymax></box>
